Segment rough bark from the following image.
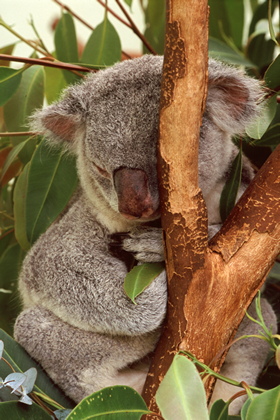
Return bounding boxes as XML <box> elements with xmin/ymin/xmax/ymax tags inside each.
<box><xmin>142</xmin><ymin>0</ymin><xmax>280</xmax><ymax>417</ymax></box>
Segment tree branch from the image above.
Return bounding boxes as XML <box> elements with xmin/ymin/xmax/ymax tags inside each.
<box><xmin>0</xmin><ymin>54</ymin><xmax>94</xmax><ymax>73</ymax></box>
<box><xmin>142</xmin><ymin>0</ymin><xmax>280</xmax><ymax>417</ymax></box>
<box><xmin>142</xmin><ymin>0</ymin><xmax>209</xmax><ymax>414</ymax></box>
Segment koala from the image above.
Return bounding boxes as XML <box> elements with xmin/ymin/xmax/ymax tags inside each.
<box><xmin>14</xmin><ymin>55</ymin><xmax>276</xmax><ymax>414</ymax></box>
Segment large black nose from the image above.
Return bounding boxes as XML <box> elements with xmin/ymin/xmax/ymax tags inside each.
<box><xmin>113</xmin><ymin>167</ymin><xmax>159</xmax><ymax>219</ymax></box>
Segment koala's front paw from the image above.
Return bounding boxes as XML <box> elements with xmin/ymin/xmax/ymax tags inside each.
<box><xmin>111</xmin><ymin>227</ymin><xmax>164</xmax><ymax>263</ymax></box>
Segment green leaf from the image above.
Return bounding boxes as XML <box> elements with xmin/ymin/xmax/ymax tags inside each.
<box><xmin>44</xmin><ymin>66</ymin><xmax>67</xmax><ymax>104</ymax></box>
<box><xmin>245</xmin><ymin>386</ymin><xmax>280</xmax><ymax>420</ymax></box>
<box><xmin>0</xmin><ymin>401</ymin><xmax>52</xmax><ymax>419</ymax></box>
<box><xmin>246</xmin><ymin>95</ymin><xmax>277</xmax><ymax>139</ymax></box>
<box><xmin>208</xmin><ymin>0</ymin><xmax>230</xmax><ymax>42</ymax></box>
<box><xmin>0</xmin><ymin>329</ymin><xmax>73</xmax><ymax>408</ymax></box>
<box><xmin>123</xmin><ymin>0</ymin><xmax>133</xmax><ymax>7</ymax></box>
<box><xmin>65</xmin><ymin>386</ymin><xmax>150</xmax><ymax>419</ymax></box>
<box><xmin>246</xmin><ymin>33</ymin><xmax>275</xmax><ymax>69</ymax></box>
<box><xmin>143</xmin><ymin>0</ymin><xmax>165</xmax><ymax>55</ymax></box>
<box><xmin>210</xmin><ymin>399</ymin><xmax>229</xmax><ymax>420</ymax></box>
<box><xmin>209</xmin><ymin>38</ymin><xmax>253</xmax><ymax>66</ymax></box>
<box><xmin>220</xmin><ymin>147</ymin><xmax>242</xmax><ymax>222</ymax></box>
<box><xmin>54</xmin><ymin>13</ymin><xmax>80</xmax><ymax>85</ymax></box>
<box><xmin>3</xmin><ymin>66</ymin><xmax>44</xmax><ymax>161</ymax></box>
<box><xmin>14</xmin><ymin>162</ymin><xmax>31</xmax><ymax>251</ymax></box>
<box><xmin>0</xmin><ymin>230</ymin><xmax>13</xmax><ymax>258</ymax></box>
<box><xmin>0</xmin><ymin>44</ymin><xmax>16</xmax><ymax>66</ymax></box>
<box><xmin>224</xmin><ymin>0</ymin><xmax>244</xmax><ymax>49</ymax></box>
<box><xmin>82</xmin><ymin>18</ymin><xmax>121</xmax><ymax>66</ymax></box>
<box><xmin>268</xmin><ymin>0</ymin><xmax>279</xmax><ymax>44</ymax></box>
<box><xmin>0</xmin><ymin>137</ymin><xmax>36</xmax><ymax>184</ymax></box>
<box><xmin>0</xmin><ymin>67</ymin><xmax>23</xmax><ymax>106</ymax></box>
<box><xmin>264</xmin><ymin>53</ymin><xmax>280</xmax><ymax>89</ymax></box>
<box><xmin>0</xmin><ymin>244</ymin><xmax>23</xmax><ymax>335</ymax></box>
<box><xmin>252</xmin><ymin>123</ymin><xmax>280</xmax><ymax>147</ymax></box>
<box><xmin>25</xmin><ymin>139</ymin><xmax>78</xmax><ymax>244</ymax></box>
<box><xmin>156</xmin><ymin>354</ymin><xmax>209</xmax><ymax>420</ymax></box>
<box><xmin>124</xmin><ymin>262</ymin><xmax>165</xmax><ymax>304</ymax></box>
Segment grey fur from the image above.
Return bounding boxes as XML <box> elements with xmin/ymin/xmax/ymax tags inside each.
<box><xmin>14</xmin><ymin>55</ymin><xmax>276</xmax><ymax>413</ymax></box>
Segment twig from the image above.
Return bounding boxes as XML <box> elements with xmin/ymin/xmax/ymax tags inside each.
<box><xmin>52</xmin><ymin>0</ymin><xmax>95</xmax><ymax>31</ymax></box>
<box><xmin>115</xmin><ymin>0</ymin><xmax>157</xmax><ymax>55</ymax></box>
<box><xmin>0</xmin><ymin>130</ymin><xmax>39</xmax><ymax>137</ymax></box>
<box><xmin>0</xmin><ymin>18</ymin><xmax>47</xmax><ymax>56</ymax></box>
<box><xmin>29</xmin><ymin>16</ymin><xmax>51</xmax><ymax>55</ymax></box>
<box><xmin>96</xmin><ymin>0</ymin><xmax>132</xmax><ymax>28</ymax></box>
<box><xmin>0</xmin><ymin>54</ymin><xmax>95</xmax><ymax>73</ymax></box>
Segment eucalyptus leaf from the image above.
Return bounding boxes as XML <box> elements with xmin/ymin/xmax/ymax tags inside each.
<box><xmin>0</xmin><ymin>244</ymin><xmax>23</xmax><ymax>335</ymax></box>
<box><xmin>3</xmin><ymin>65</ymin><xmax>44</xmax><ymax>161</ymax></box>
<box><xmin>220</xmin><ymin>147</ymin><xmax>242</xmax><ymax>222</ymax></box>
<box><xmin>82</xmin><ymin>17</ymin><xmax>121</xmax><ymax>66</ymax></box>
<box><xmin>65</xmin><ymin>386</ymin><xmax>150</xmax><ymax>420</ymax></box>
<box><xmin>0</xmin><ymin>340</ymin><xmax>3</xmax><ymax>359</ymax></box>
<box><xmin>252</xmin><ymin>123</ymin><xmax>280</xmax><ymax>147</ymax></box>
<box><xmin>0</xmin><ymin>400</ymin><xmax>52</xmax><ymax>419</ymax></box>
<box><xmin>0</xmin><ymin>43</ymin><xmax>16</xmax><ymax>66</ymax></box>
<box><xmin>246</xmin><ymin>95</ymin><xmax>277</xmax><ymax>139</ymax></box>
<box><xmin>210</xmin><ymin>399</ymin><xmax>229</xmax><ymax>420</ymax></box>
<box><xmin>246</xmin><ymin>33</ymin><xmax>275</xmax><ymax>69</ymax></box>
<box><xmin>124</xmin><ymin>262</ymin><xmax>165</xmax><ymax>304</ymax></box>
<box><xmin>264</xmin><ymin>53</ymin><xmax>280</xmax><ymax>89</ymax></box>
<box><xmin>123</xmin><ymin>0</ymin><xmax>133</xmax><ymax>7</ymax></box>
<box><xmin>25</xmin><ymin>139</ymin><xmax>78</xmax><ymax>245</ymax></box>
<box><xmin>54</xmin><ymin>13</ymin><xmax>80</xmax><ymax>85</ymax></box>
<box><xmin>0</xmin><ymin>329</ymin><xmax>73</xmax><ymax>408</ymax></box>
<box><xmin>156</xmin><ymin>354</ymin><xmax>209</xmax><ymax>420</ymax></box>
<box><xmin>143</xmin><ymin>0</ymin><xmax>165</xmax><ymax>55</ymax></box>
<box><xmin>54</xmin><ymin>409</ymin><xmax>72</xmax><ymax>420</ymax></box>
<box><xmin>0</xmin><ymin>137</ymin><xmax>36</xmax><ymax>184</ymax></box>
<box><xmin>44</xmin><ymin>66</ymin><xmax>67</xmax><ymax>104</ymax></box>
<box><xmin>0</xmin><ymin>67</ymin><xmax>23</xmax><ymax>106</ymax></box>
<box><xmin>245</xmin><ymin>386</ymin><xmax>280</xmax><ymax>420</ymax></box>
<box><xmin>225</xmin><ymin>0</ymin><xmax>244</xmax><ymax>49</ymax></box>
<box><xmin>209</xmin><ymin>38</ymin><xmax>252</xmax><ymax>66</ymax></box>
<box><xmin>14</xmin><ymin>163</ymin><xmax>31</xmax><ymax>251</ymax></box>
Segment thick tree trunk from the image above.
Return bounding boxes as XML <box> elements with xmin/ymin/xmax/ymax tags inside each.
<box><xmin>142</xmin><ymin>0</ymin><xmax>280</xmax><ymax>417</ymax></box>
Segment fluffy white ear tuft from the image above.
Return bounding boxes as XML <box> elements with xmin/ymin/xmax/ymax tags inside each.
<box><xmin>207</xmin><ymin>59</ymin><xmax>263</xmax><ymax>135</ymax></box>
<box><xmin>30</xmin><ymin>82</ymin><xmax>87</xmax><ymax>152</ymax></box>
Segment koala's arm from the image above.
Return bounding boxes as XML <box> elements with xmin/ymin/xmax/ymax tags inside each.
<box><xmin>19</xmin><ymin>200</ymin><xmax>167</xmax><ymax>337</ymax></box>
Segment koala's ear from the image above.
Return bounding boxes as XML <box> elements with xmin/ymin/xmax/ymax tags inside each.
<box><xmin>31</xmin><ymin>87</ymin><xmax>86</xmax><ymax>151</ymax></box>
<box><xmin>207</xmin><ymin>60</ymin><xmax>263</xmax><ymax>135</ymax></box>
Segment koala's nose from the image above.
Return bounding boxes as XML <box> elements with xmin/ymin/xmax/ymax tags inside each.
<box><xmin>113</xmin><ymin>167</ymin><xmax>159</xmax><ymax>220</ymax></box>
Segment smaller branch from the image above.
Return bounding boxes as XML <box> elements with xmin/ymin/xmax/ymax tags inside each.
<box><xmin>115</xmin><ymin>0</ymin><xmax>157</xmax><ymax>55</ymax></box>
<box><xmin>96</xmin><ymin>0</ymin><xmax>132</xmax><ymax>28</ymax></box>
<box><xmin>52</xmin><ymin>0</ymin><xmax>95</xmax><ymax>31</ymax></box>
<box><xmin>0</xmin><ymin>54</ymin><xmax>94</xmax><ymax>73</ymax></box>
<box><xmin>29</xmin><ymin>16</ymin><xmax>51</xmax><ymax>56</ymax></box>
<box><xmin>0</xmin><ymin>18</ymin><xmax>47</xmax><ymax>56</ymax></box>
<box><xmin>0</xmin><ymin>131</ymin><xmax>39</xmax><ymax>137</ymax></box>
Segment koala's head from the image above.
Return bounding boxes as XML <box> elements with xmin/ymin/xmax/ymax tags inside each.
<box><xmin>32</xmin><ymin>55</ymin><xmax>262</xmax><ymax>222</ymax></box>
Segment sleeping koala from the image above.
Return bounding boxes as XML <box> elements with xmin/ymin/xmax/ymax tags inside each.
<box><xmin>14</xmin><ymin>55</ymin><xmax>276</xmax><ymax>413</ymax></box>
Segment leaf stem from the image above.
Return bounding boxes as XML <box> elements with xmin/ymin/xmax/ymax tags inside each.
<box><xmin>0</xmin><ymin>17</ymin><xmax>47</xmax><ymax>56</ymax></box>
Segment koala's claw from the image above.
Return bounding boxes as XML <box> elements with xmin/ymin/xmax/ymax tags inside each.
<box><xmin>110</xmin><ymin>227</ymin><xmax>165</xmax><ymax>263</ymax></box>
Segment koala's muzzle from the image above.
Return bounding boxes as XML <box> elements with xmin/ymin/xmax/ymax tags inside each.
<box><xmin>114</xmin><ymin>167</ymin><xmax>159</xmax><ymax>220</ymax></box>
